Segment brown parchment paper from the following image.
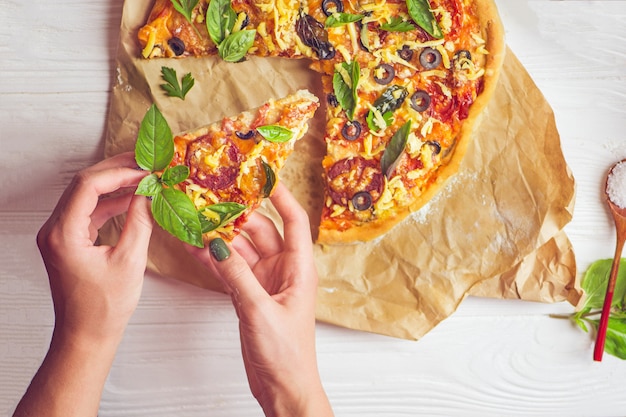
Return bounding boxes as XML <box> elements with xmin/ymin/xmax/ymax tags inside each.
<box><xmin>101</xmin><ymin>0</ymin><xmax>581</xmax><ymax>340</ymax></box>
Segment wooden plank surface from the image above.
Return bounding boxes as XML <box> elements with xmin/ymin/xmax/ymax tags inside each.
<box><xmin>2</xmin><ymin>0</ymin><xmax>626</xmax><ymax>416</ymax></box>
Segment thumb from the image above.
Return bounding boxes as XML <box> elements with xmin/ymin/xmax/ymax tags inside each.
<box><xmin>115</xmin><ymin>194</ymin><xmax>154</xmax><ymax>258</ymax></box>
<box><xmin>205</xmin><ymin>238</ymin><xmax>268</xmax><ymax>306</ymax></box>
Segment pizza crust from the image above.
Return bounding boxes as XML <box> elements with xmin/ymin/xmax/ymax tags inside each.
<box><xmin>316</xmin><ymin>0</ymin><xmax>506</xmax><ymax>245</ymax></box>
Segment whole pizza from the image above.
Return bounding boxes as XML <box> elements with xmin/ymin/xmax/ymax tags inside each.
<box><xmin>138</xmin><ymin>0</ymin><xmax>505</xmax><ymax>245</ymax></box>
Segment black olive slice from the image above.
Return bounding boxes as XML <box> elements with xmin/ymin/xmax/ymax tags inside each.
<box><xmin>168</xmin><ymin>37</ymin><xmax>186</xmax><ymax>56</ymax></box>
<box><xmin>410</xmin><ymin>90</ymin><xmax>431</xmax><ymax>112</ymax></box>
<box><xmin>454</xmin><ymin>49</ymin><xmax>471</xmax><ymax>62</ymax></box>
<box><xmin>373</xmin><ymin>64</ymin><xmax>395</xmax><ymax>85</ymax></box>
<box><xmin>235</xmin><ymin>130</ymin><xmax>255</xmax><ymax>140</ymax></box>
<box><xmin>352</xmin><ymin>191</ymin><xmax>373</xmax><ymax>211</ymax></box>
<box><xmin>322</xmin><ymin>0</ymin><xmax>344</xmax><ymax>16</ymax></box>
<box><xmin>419</xmin><ymin>47</ymin><xmax>442</xmax><ymax>70</ymax></box>
<box><xmin>397</xmin><ymin>45</ymin><xmax>413</xmax><ymax>61</ymax></box>
<box><xmin>341</xmin><ymin>121</ymin><xmax>362</xmax><ymax>141</ymax></box>
<box><xmin>426</xmin><ymin>141</ymin><xmax>441</xmax><ymax>155</ymax></box>
<box><xmin>327</xmin><ymin>93</ymin><xmax>339</xmax><ymax>107</ymax></box>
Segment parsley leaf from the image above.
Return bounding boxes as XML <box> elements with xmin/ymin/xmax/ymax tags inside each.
<box><xmin>160</xmin><ymin>66</ymin><xmax>195</xmax><ymax>100</ymax></box>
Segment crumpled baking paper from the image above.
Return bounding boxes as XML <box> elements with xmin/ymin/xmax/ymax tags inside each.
<box><xmin>100</xmin><ymin>0</ymin><xmax>580</xmax><ymax>340</ymax></box>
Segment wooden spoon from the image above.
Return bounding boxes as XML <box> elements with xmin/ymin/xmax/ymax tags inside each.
<box><xmin>594</xmin><ymin>160</ymin><xmax>626</xmax><ymax>361</ymax></box>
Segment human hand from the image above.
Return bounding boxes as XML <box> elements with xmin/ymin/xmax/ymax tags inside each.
<box><xmin>37</xmin><ymin>152</ymin><xmax>154</xmax><ymax>343</ymax></box>
<box><xmin>188</xmin><ymin>183</ymin><xmax>333</xmax><ymax>417</ymax></box>
<box><xmin>14</xmin><ymin>152</ymin><xmax>154</xmax><ymax>417</ymax></box>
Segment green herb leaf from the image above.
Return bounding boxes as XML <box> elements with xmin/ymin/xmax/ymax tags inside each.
<box><xmin>587</xmin><ymin>317</ymin><xmax>626</xmax><ymax>360</ymax></box>
<box><xmin>366</xmin><ymin>109</ymin><xmax>393</xmax><ymax>132</ymax></box>
<box><xmin>256</xmin><ymin>125</ymin><xmax>294</xmax><ymax>143</ymax></box>
<box><xmin>160</xmin><ymin>67</ymin><xmax>195</xmax><ymax>100</ymax></box>
<box><xmin>325</xmin><ymin>13</ymin><xmax>364</xmax><ymax>27</ymax></box>
<box><xmin>162</xmin><ymin>165</ymin><xmax>190</xmax><ymax>187</ymax></box>
<box><xmin>381</xmin><ymin>120</ymin><xmax>412</xmax><ymax>178</ymax></box>
<box><xmin>380</xmin><ymin>16</ymin><xmax>416</xmax><ymax>32</ymax></box>
<box><xmin>218</xmin><ymin>29</ymin><xmax>257</xmax><ymax>62</ymax></box>
<box><xmin>262</xmin><ymin>160</ymin><xmax>276</xmax><ymax>197</ymax></box>
<box><xmin>170</xmin><ymin>0</ymin><xmax>200</xmax><ymax>24</ymax></box>
<box><xmin>206</xmin><ymin>0</ymin><xmax>238</xmax><ymax>45</ymax></box>
<box><xmin>580</xmin><ymin>259</ymin><xmax>626</xmax><ymax>311</ymax></box>
<box><xmin>332</xmin><ymin>60</ymin><xmax>360</xmax><ymax>120</ymax></box>
<box><xmin>198</xmin><ymin>202</ymin><xmax>247</xmax><ymax>233</ymax></box>
<box><xmin>152</xmin><ymin>188</ymin><xmax>204</xmax><ymax>248</ymax></box>
<box><xmin>136</xmin><ymin>173</ymin><xmax>163</xmax><ymax>197</ymax></box>
<box><xmin>135</xmin><ymin>104</ymin><xmax>174</xmax><ymax>172</ymax></box>
<box><xmin>406</xmin><ymin>0</ymin><xmax>443</xmax><ymax>39</ymax></box>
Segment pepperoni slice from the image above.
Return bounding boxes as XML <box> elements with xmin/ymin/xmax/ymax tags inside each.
<box><xmin>186</xmin><ymin>135</ymin><xmax>243</xmax><ymax>191</ymax></box>
<box><xmin>327</xmin><ymin>157</ymin><xmax>384</xmax><ymax>206</ymax></box>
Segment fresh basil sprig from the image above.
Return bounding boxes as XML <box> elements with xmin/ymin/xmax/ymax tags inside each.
<box><xmin>556</xmin><ymin>259</ymin><xmax>626</xmax><ymax>359</ymax></box>
<box><xmin>325</xmin><ymin>13</ymin><xmax>364</xmax><ymax>27</ymax></box>
<box><xmin>206</xmin><ymin>0</ymin><xmax>257</xmax><ymax>62</ymax></box>
<box><xmin>380</xmin><ymin>120</ymin><xmax>411</xmax><ymax>178</ymax></box>
<box><xmin>261</xmin><ymin>160</ymin><xmax>276</xmax><ymax>197</ymax></box>
<box><xmin>406</xmin><ymin>0</ymin><xmax>443</xmax><ymax>39</ymax></box>
<box><xmin>333</xmin><ymin>60</ymin><xmax>360</xmax><ymax>120</ymax></box>
<box><xmin>256</xmin><ymin>125</ymin><xmax>294</xmax><ymax>143</ymax></box>
<box><xmin>134</xmin><ymin>105</ymin><xmax>204</xmax><ymax>247</ymax></box>
<box><xmin>160</xmin><ymin>66</ymin><xmax>195</xmax><ymax>100</ymax></box>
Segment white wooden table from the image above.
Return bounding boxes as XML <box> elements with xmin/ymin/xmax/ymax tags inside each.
<box><xmin>2</xmin><ymin>1</ymin><xmax>626</xmax><ymax>416</ymax></box>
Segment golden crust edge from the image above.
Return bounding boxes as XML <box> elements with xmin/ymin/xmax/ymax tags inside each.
<box><xmin>316</xmin><ymin>0</ymin><xmax>506</xmax><ymax>246</ymax></box>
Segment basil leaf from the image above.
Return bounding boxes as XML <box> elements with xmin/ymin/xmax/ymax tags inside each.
<box><xmin>381</xmin><ymin>120</ymin><xmax>412</xmax><ymax>178</ymax></box>
<box><xmin>406</xmin><ymin>0</ymin><xmax>443</xmax><ymax>39</ymax></box>
<box><xmin>380</xmin><ymin>16</ymin><xmax>416</xmax><ymax>32</ymax></box>
<box><xmin>136</xmin><ymin>173</ymin><xmax>163</xmax><ymax>197</ymax></box>
<box><xmin>580</xmin><ymin>259</ymin><xmax>626</xmax><ymax>311</ymax></box>
<box><xmin>332</xmin><ymin>61</ymin><xmax>360</xmax><ymax>120</ymax></box>
<box><xmin>162</xmin><ymin>165</ymin><xmax>190</xmax><ymax>187</ymax></box>
<box><xmin>198</xmin><ymin>202</ymin><xmax>247</xmax><ymax>233</ymax></box>
<box><xmin>366</xmin><ymin>109</ymin><xmax>393</xmax><ymax>132</ymax></box>
<box><xmin>171</xmin><ymin>0</ymin><xmax>199</xmax><ymax>24</ymax></box>
<box><xmin>325</xmin><ymin>13</ymin><xmax>364</xmax><ymax>27</ymax></box>
<box><xmin>587</xmin><ymin>317</ymin><xmax>626</xmax><ymax>360</ymax></box>
<box><xmin>135</xmin><ymin>104</ymin><xmax>174</xmax><ymax>172</ymax></box>
<box><xmin>206</xmin><ymin>0</ymin><xmax>237</xmax><ymax>45</ymax></box>
<box><xmin>256</xmin><ymin>125</ymin><xmax>294</xmax><ymax>143</ymax></box>
<box><xmin>152</xmin><ymin>188</ymin><xmax>203</xmax><ymax>247</ymax></box>
<box><xmin>218</xmin><ymin>29</ymin><xmax>257</xmax><ymax>62</ymax></box>
<box><xmin>262</xmin><ymin>160</ymin><xmax>276</xmax><ymax>197</ymax></box>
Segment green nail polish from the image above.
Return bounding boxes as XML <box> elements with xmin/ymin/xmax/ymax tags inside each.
<box><xmin>209</xmin><ymin>238</ymin><xmax>230</xmax><ymax>261</ymax></box>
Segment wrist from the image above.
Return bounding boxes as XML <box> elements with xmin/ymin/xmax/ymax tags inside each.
<box><xmin>258</xmin><ymin>381</ymin><xmax>333</xmax><ymax>417</ymax></box>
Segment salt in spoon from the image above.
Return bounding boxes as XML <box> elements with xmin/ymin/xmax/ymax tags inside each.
<box><xmin>594</xmin><ymin>160</ymin><xmax>626</xmax><ymax>361</ymax></box>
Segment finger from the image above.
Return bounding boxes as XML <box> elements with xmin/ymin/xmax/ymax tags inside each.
<box><xmin>58</xmin><ymin>167</ymin><xmax>149</xmax><ymax>239</ymax></box>
<box><xmin>240</xmin><ymin>211</ymin><xmax>284</xmax><ymax>257</ymax></box>
<box><xmin>115</xmin><ymin>194</ymin><xmax>154</xmax><ymax>259</ymax></box>
<box><xmin>269</xmin><ymin>183</ymin><xmax>312</xmax><ymax>253</ymax></box>
<box><xmin>90</xmin><ymin>190</ymin><xmax>134</xmax><ymax>231</ymax></box>
<box><xmin>84</xmin><ymin>152</ymin><xmax>139</xmax><ymax>173</ymax></box>
<box><xmin>231</xmin><ymin>235</ymin><xmax>262</xmax><ymax>267</ymax></box>
<box><xmin>204</xmin><ymin>239</ymin><xmax>268</xmax><ymax>306</ymax></box>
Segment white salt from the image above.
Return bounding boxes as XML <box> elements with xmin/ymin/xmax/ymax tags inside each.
<box><xmin>607</xmin><ymin>161</ymin><xmax>626</xmax><ymax>208</ymax></box>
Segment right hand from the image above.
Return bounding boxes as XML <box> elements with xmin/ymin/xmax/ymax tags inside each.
<box><xmin>187</xmin><ymin>183</ymin><xmax>333</xmax><ymax>417</ymax></box>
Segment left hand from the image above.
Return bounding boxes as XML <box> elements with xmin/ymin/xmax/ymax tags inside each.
<box><xmin>37</xmin><ymin>152</ymin><xmax>154</xmax><ymax>343</ymax></box>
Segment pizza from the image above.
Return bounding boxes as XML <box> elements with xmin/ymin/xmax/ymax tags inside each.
<box><xmin>138</xmin><ymin>0</ymin><xmax>505</xmax><ymax>244</ymax></box>
<box><xmin>167</xmin><ymin>89</ymin><xmax>319</xmax><ymax>243</ymax></box>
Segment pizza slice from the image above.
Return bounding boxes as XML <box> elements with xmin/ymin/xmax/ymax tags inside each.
<box><xmin>137</xmin><ymin>89</ymin><xmax>319</xmax><ymax>246</ymax></box>
<box><xmin>138</xmin><ymin>0</ymin><xmax>333</xmax><ymax>61</ymax></box>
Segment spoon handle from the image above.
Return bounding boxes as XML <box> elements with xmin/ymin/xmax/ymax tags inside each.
<box><xmin>593</xmin><ymin>236</ymin><xmax>625</xmax><ymax>361</ymax></box>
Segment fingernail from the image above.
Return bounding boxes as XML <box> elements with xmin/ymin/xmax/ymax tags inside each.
<box><xmin>209</xmin><ymin>238</ymin><xmax>230</xmax><ymax>262</ymax></box>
